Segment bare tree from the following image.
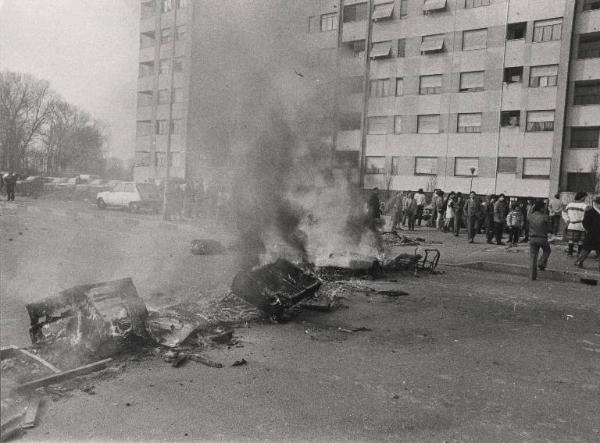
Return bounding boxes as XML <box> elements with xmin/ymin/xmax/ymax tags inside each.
<box><xmin>0</xmin><ymin>71</ymin><xmax>55</xmax><ymax>171</ymax></box>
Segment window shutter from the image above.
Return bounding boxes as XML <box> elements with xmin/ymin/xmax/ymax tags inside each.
<box><xmin>455</xmin><ymin>158</ymin><xmax>479</xmax><ymax>176</ymax></box>
<box><xmin>458</xmin><ymin>113</ymin><xmax>482</xmax><ymax>127</ymax></box>
<box><xmin>528</xmin><ymin>111</ymin><xmax>555</xmax><ymax>122</ymax></box>
<box><xmin>421</xmin><ymin>75</ymin><xmax>442</xmax><ymax>88</ymax></box>
<box><xmin>530</xmin><ymin>65</ymin><xmax>558</xmax><ymax>77</ymax></box>
<box><xmin>415</xmin><ymin>157</ymin><xmax>437</xmax><ymax>174</ymax></box>
<box><xmin>463</xmin><ymin>29</ymin><xmax>487</xmax><ymax>50</ymax></box>
<box><xmin>460</xmin><ymin>71</ymin><xmax>484</xmax><ymax>89</ymax></box>
<box><xmin>523</xmin><ymin>158</ymin><xmax>551</xmax><ymax>177</ymax></box>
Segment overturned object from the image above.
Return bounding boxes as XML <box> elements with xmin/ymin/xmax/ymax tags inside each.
<box><xmin>231</xmin><ymin>259</ymin><xmax>321</xmax><ymax>319</ymax></box>
<box><xmin>191</xmin><ymin>239</ymin><xmax>226</xmax><ymax>255</ymax></box>
<box><xmin>26</xmin><ymin>278</ymin><xmax>149</xmax><ymax>359</ymax></box>
<box><xmin>315</xmin><ymin>252</ymin><xmax>381</xmax><ymax>280</ymax></box>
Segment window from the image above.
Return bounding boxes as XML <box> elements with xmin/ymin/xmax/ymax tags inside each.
<box><xmin>141</xmin><ymin>1</ymin><xmax>154</xmax><ymax>18</ymax></box>
<box><xmin>526</xmin><ymin>111</ymin><xmax>555</xmax><ymax>132</ymax></box>
<box><xmin>395</xmin><ymin>78</ymin><xmax>404</xmax><ymax>96</ymax></box>
<box><xmin>457</xmin><ymin>113</ymin><xmax>482</xmax><ymax>133</ymax></box>
<box><xmin>504</xmin><ymin>66</ymin><xmax>523</xmax><ymax>83</ymax></box>
<box><xmin>346</xmin><ymin>76</ymin><xmax>364</xmax><ymax>94</ymax></box>
<box><xmin>160</xmin><ymin>0</ymin><xmax>187</xmax><ymax>12</ymax></box>
<box><xmin>578</xmin><ymin>33</ymin><xmax>600</xmax><ymax>59</ymax></box>
<box><xmin>158</xmin><ymin>89</ymin><xmax>170</xmax><ymax>104</ymax></box>
<box><xmin>583</xmin><ymin>0</ymin><xmax>600</xmax><ymax>11</ymax></box>
<box><xmin>523</xmin><ymin>158</ymin><xmax>551</xmax><ymax>179</ymax></box>
<box><xmin>140</xmin><ymin>31</ymin><xmax>155</xmax><ymax>49</ymax></box>
<box><xmin>136</xmin><ymin>120</ymin><xmax>152</xmax><ymax>136</ymax></box>
<box><xmin>454</xmin><ymin>157</ymin><xmax>479</xmax><ymax>176</ymax></box>
<box><xmin>138</xmin><ymin>61</ymin><xmax>154</xmax><ymax>78</ymax></box>
<box><xmin>172</xmin><ymin>119</ymin><xmax>183</xmax><ymax>134</ymax></box>
<box><xmin>391</xmin><ymin>157</ymin><xmax>402</xmax><ymax>175</ymax></box>
<box><xmin>373</xmin><ymin>2</ymin><xmax>395</xmax><ymax>20</ymax></box>
<box><xmin>394</xmin><ymin>116</ymin><xmax>402</xmax><ymax>133</ymax></box>
<box><xmin>397</xmin><ymin>39</ymin><xmax>406</xmax><ymax>57</ymax></box>
<box><xmin>134</xmin><ymin>151</ymin><xmax>151</xmax><ymax>167</ymax></box>
<box><xmin>159</xmin><ymin>59</ymin><xmax>169</xmax><ymax>75</ymax></box>
<box><xmin>351</xmin><ymin>40</ymin><xmax>366</xmax><ymax>57</ymax></box>
<box><xmin>574</xmin><ymin>80</ymin><xmax>600</xmax><ymax>105</ymax></box>
<box><xmin>321</xmin><ymin>13</ymin><xmax>338</xmax><ymax>31</ymax></box>
<box><xmin>160</xmin><ymin>28</ymin><xmax>171</xmax><ymax>44</ymax></box>
<box><xmin>339</xmin><ymin>113</ymin><xmax>362</xmax><ymax>130</ymax></box>
<box><xmin>368</xmin><ymin>116</ymin><xmax>390</xmax><ymax>134</ymax></box>
<box><xmin>571</xmin><ymin>127</ymin><xmax>600</xmax><ymax>149</ymax></box>
<box><xmin>365</xmin><ymin>156</ymin><xmax>386</xmax><ymax>174</ymax></box>
<box><xmin>156</xmin><ymin>119</ymin><xmax>170</xmax><ymax>135</ymax></box>
<box><xmin>176</xmin><ymin>25</ymin><xmax>186</xmax><ymax>40</ymax></box>
<box><xmin>529</xmin><ymin>65</ymin><xmax>558</xmax><ymax>88</ymax></box>
<box><xmin>423</xmin><ymin>0</ymin><xmax>447</xmax><ymax>14</ymax></box>
<box><xmin>173</xmin><ymin>57</ymin><xmax>184</xmax><ymax>72</ymax></box>
<box><xmin>497</xmin><ymin>157</ymin><xmax>518</xmax><ymax>174</ymax></box>
<box><xmin>343</xmin><ymin>3</ymin><xmax>368</xmax><ymax>22</ymax></box>
<box><xmin>501</xmin><ymin>110</ymin><xmax>520</xmax><ymax>127</ymax></box>
<box><xmin>173</xmin><ymin>88</ymin><xmax>184</xmax><ymax>102</ymax></box>
<box><xmin>463</xmin><ymin>29</ymin><xmax>487</xmax><ymax>51</ymax></box>
<box><xmin>567</xmin><ymin>173</ymin><xmax>596</xmax><ymax>192</ymax></box>
<box><xmin>154</xmin><ymin>152</ymin><xmax>170</xmax><ymax>167</ymax></box>
<box><xmin>417</xmin><ymin>114</ymin><xmax>440</xmax><ymax>133</ymax></box>
<box><xmin>420</xmin><ymin>74</ymin><xmax>442</xmax><ymax>94</ymax></box>
<box><xmin>507</xmin><ymin>22</ymin><xmax>527</xmax><ymax>40</ymax></box>
<box><xmin>421</xmin><ymin>34</ymin><xmax>445</xmax><ymax>53</ymax></box>
<box><xmin>308</xmin><ymin>16</ymin><xmax>319</xmax><ymax>33</ymax></box>
<box><xmin>533</xmin><ymin>18</ymin><xmax>562</xmax><ymax>43</ymax></box>
<box><xmin>465</xmin><ymin>0</ymin><xmax>490</xmax><ymax>8</ymax></box>
<box><xmin>400</xmin><ymin>0</ymin><xmax>409</xmax><ymax>17</ymax></box>
<box><xmin>370</xmin><ymin>79</ymin><xmax>391</xmax><ymax>97</ymax></box>
<box><xmin>415</xmin><ymin>157</ymin><xmax>437</xmax><ymax>175</ymax></box>
<box><xmin>459</xmin><ymin>71</ymin><xmax>484</xmax><ymax>92</ymax></box>
<box><xmin>371</xmin><ymin>41</ymin><xmax>392</xmax><ymax>58</ymax></box>
<box><xmin>137</xmin><ymin>90</ymin><xmax>153</xmax><ymax>107</ymax></box>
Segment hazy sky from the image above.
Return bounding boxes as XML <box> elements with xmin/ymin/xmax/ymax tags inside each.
<box><xmin>0</xmin><ymin>0</ymin><xmax>139</xmax><ymax>160</ymax></box>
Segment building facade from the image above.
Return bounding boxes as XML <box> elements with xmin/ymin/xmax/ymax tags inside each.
<box><xmin>307</xmin><ymin>0</ymin><xmax>600</xmax><ymax>197</ymax></box>
<box><xmin>134</xmin><ymin>0</ymin><xmax>600</xmax><ymax>197</ymax></box>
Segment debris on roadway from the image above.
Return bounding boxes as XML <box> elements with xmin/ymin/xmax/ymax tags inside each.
<box><xmin>190</xmin><ymin>239</ymin><xmax>227</xmax><ymax>255</ymax></box>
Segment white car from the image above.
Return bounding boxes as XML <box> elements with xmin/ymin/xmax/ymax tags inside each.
<box><xmin>96</xmin><ymin>182</ymin><xmax>162</xmax><ymax>212</ymax></box>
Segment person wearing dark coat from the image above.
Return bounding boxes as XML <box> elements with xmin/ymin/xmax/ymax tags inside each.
<box><xmin>574</xmin><ymin>196</ymin><xmax>600</xmax><ymax>271</ymax></box>
<box><xmin>528</xmin><ymin>199</ymin><xmax>552</xmax><ymax>280</ymax></box>
<box><xmin>367</xmin><ymin>188</ymin><xmax>381</xmax><ymax>220</ymax></box>
<box><xmin>464</xmin><ymin>191</ymin><xmax>481</xmax><ymax>243</ymax></box>
<box><xmin>4</xmin><ymin>172</ymin><xmax>17</xmax><ymax>201</ymax></box>
<box><xmin>493</xmin><ymin>194</ymin><xmax>509</xmax><ymax>245</ymax></box>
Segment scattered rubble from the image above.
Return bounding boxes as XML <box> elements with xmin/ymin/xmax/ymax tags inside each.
<box><xmin>231</xmin><ymin>359</ymin><xmax>247</xmax><ymax>367</ymax></box>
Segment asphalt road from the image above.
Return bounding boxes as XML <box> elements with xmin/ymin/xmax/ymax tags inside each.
<box><xmin>1</xmin><ymin>199</ymin><xmax>600</xmax><ymax>441</ymax></box>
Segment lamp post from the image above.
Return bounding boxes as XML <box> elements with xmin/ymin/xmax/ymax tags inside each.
<box><xmin>469</xmin><ymin>167</ymin><xmax>476</xmax><ymax>193</ymax></box>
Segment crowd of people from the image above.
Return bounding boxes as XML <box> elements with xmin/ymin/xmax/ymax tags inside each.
<box><xmin>371</xmin><ymin>187</ymin><xmax>600</xmax><ymax>278</ymax></box>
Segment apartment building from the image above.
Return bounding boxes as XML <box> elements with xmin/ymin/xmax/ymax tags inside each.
<box><xmin>308</xmin><ymin>0</ymin><xmax>600</xmax><ymax>197</ymax></box>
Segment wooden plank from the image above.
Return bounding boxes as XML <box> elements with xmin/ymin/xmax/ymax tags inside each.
<box><xmin>21</xmin><ymin>397</ymin><xmax>42</xmax><ymax>429</ymax></box>
<box><xmin>15</xmin><ymin>358</ymin><xmax>112</xmax><ymax>392</ymax></box>
<box><xmin>18</xmin><ymin>349</ymin><xmax>61</xmax><ymax>373</ymax></box>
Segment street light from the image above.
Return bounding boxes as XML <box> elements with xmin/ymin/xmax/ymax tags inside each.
<box><xmin>469</xmin><ymin>167</ymin><xmax>476</xmax><ymax>193</ymax></box>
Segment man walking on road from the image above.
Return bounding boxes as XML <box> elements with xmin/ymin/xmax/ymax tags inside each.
<box><xmin>548</xmin><ymin>193</ymin><xmax>563</xmax><ymax>236</ymax></box>
<box><xmin>574</xmin><ymin>196</ymin><xmax>600</xmax><ymax>271</ymax></box>
<box><xmin>4</xmin><ymin>172</ymin><xmax>17</xmax><ymax>201</ymax></box>
<box><xmin>563</xmin><ymin>192</ymin><xmax>588</xmax><ymax>257</ymax></box>
<box><xmin>528</xmin><ymin>199</ymin><xmax>552</xmax><ymax>280</ymax></box>
<box><xmin>464</xmin><ymin>191</ymin><xmax>481</xmax><ymax>243</ymax></box>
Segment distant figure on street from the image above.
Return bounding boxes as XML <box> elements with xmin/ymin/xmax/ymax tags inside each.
<box><xmin>493</xmin><ymin>194</ymin><xmax>509</xmax><ymax>245</ymax></box>
<box><xmin>4</xmin><ymin>171</ymin><xmax>17</xmax><ymax>201</ymax></box>
<box><xmin>548</xmin><ymin>193</ymin><xmax>564</xmax><ymax>236</ymax></box>
<box><xmin>574</xmin><ymin>196</ymin><xmax>600</xmax><ymax>271</ymax></box>
<box><xmin>528</xmin><ymin>199</ymin><xmax>552</xmax><ymax>280</ymax></box>
<box><xmin>433</xmin><ymin>190</ymin><xmax>444</xmax><ymax>229</ymax></box>
<box><xmin>464</xmin><ymin>191</ymin><xmax>481</xmax><ymax>243</ymax></box>
<box><xmin>444</xmin><ymin>193</ymin><xmax>456</xmax><ymax>233</ymax></box>
<box><xmin>563</xmin><ymin>192</ymin><xmax>588</xmax><ymax>257</ymax></box>
<box><xmin>367</xmin><ymin>187</ymin><xmax>381</xmax><ymax>220</ymax></box>
<box><xmin>454</xmin><ymin>192</ymin><xmax>465</xmax><ymax>237</ymax></box>
<box><xmin>506</xmin><ymin>202</ymin><xmax>524</xmax><ymax>247</ymax></box>
<box><xmin>414</xmin><ymin>188</ymin><xmax>426</xmax><ymax>226</ymax></box>
<box><xmin>484</xmin><ymin>195</ymin><xmax>496</xmax><ymax>244</ymax></box>
<box><xmin>389</xmin><ymin>191</ymin><xmax>404</xmax><ymax>231</ymax></box>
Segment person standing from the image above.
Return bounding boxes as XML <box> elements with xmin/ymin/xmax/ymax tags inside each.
<box><xmin>454</xmin><ymin>192</ymin><xmax>465</xmax><ymax>237</ymax></box>
<box><xmin>4</xmin><ymin>172</ymin><xmax>17</xmax><ymax>201</ymax></box>
<box><xmin>548</xmin><ymin>193</ymin><xmax>563</xmax><ymax>236</ymax></box>
<box><xmin>464</xmin><ymin>191</ymin><xmax>481</xmax><ymax>243</ymax></box>
<box><xmin>367</xmin><ymin>187</ymin><xmax>381</xmax><ymax>220</ymax></box>
<box><xmin>506</xmin><ymin>202</ymin><xmax>524</xmax><ymax>247</ymax></box>
<box><xmin>484</xmin><ymin>195</ymin><xmax>496</xmax><ymax>244</ymax></box>
<box><xmin>563</xmin><ymin>192</ymin><xmax>588</xmax><ymax>256</ymax></box>
<box><xmin>493</xmin><ymin>194</ymin><xmax>509</xmax><ymax>245</ymax></box>
<box><xmin>444</xmin><ymin>193</ymin><xmax>455</xmax><ymax>233</ymax></box>
<box><xmin>414</xmin><ymin>188</ymin><xmax>426</xmax><ymax>227</ymax></box>
<box><xmin>528</xmin><ymin>199</ymin><xmax>552</xmax><ymax>280</ymax></box>
<box><xmin>433</xmin><ymin>190</ymin><xmax>444</xmax><ymax>230</ymax></box>
<box><xmin>574</xmin><ymin>196</ymin><xmax>600</xmax><ymax>271</ymax></box>
<box><xmin>390</xmin><ymin>191</ymin><xmax>404</xmax><ymax>231</ymax></box>
<box><xmin>404</xmin><ymin>193</ymin><xmax>417</xmax><ymax>231</ymax></box>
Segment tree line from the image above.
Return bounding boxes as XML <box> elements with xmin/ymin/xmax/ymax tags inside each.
<box><xmin>0</xmin><ymin>70</ymin><xmax>118</xmax><ymax>177</ymax></box>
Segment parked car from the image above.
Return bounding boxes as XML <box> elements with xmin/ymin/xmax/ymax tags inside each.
<box><xmin>96</xmin><ymin>182</ymin><xmax>162</xmax><ymax>212</ymax></box>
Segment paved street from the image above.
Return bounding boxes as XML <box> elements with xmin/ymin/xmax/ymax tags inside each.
<box><xmin>1</xmin><ymin>198</ymin><xmax>600</xmax><ymax>441</ymax></box>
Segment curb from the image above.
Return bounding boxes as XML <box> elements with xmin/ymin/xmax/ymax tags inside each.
<box><xmin>446</xmin><ymin>261</ymin><xmax>599</xmax><ymax>284</ymax></box>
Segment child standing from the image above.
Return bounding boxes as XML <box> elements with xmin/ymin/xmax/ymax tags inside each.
<box><xmin>506</xmin><ymin>202</ymin><xmax>524</xmax><ymax>247</ymax></box>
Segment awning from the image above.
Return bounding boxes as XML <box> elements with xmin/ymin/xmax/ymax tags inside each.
<box><xmin>420</xmin><ymin>36</ymin><xmax>444</xmax><ymax>53</ymax></box>
<box><xmin>372</xmin><ymin>2</ymin><xmax>394</xmax><ymax>20</ymax></box>
<box><xmin>423</xmin><ymin>0</ymin><xmax>447</xmax><ymax>12</ymax></box>
<box><xmin>370</xmin><ymin>41</ymin><xmax>392</xmax><ymax>58</ymax></box>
